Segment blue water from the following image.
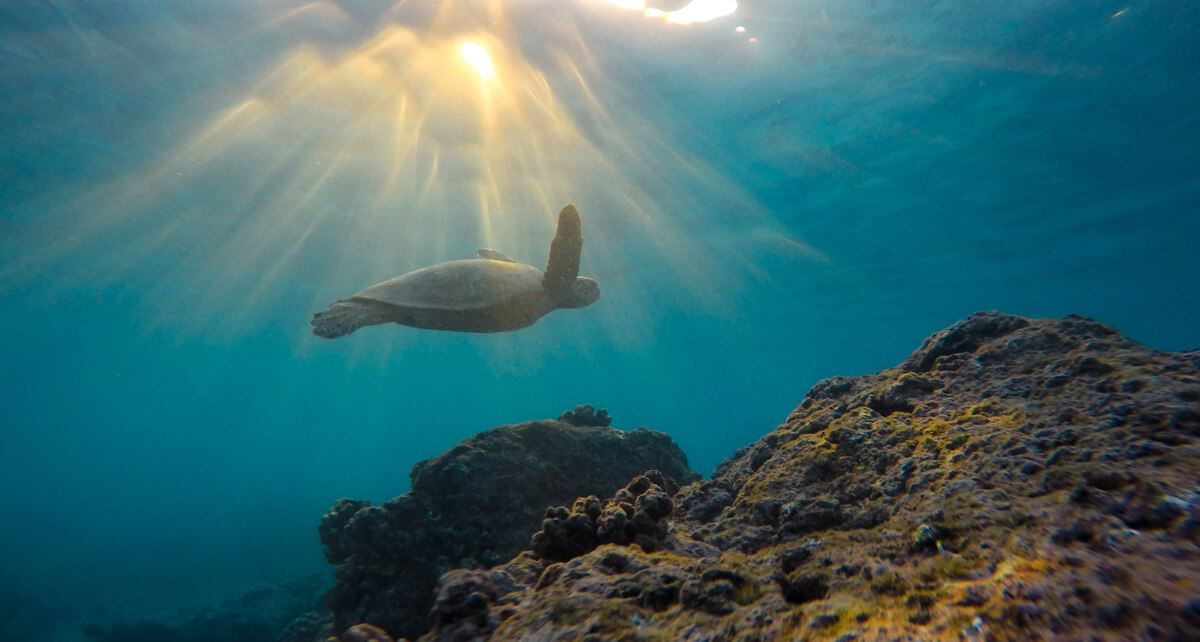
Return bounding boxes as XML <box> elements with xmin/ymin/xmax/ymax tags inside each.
<box><xmin>2</xmin><ymin>0</ymin><xmax>1198</xmax><ymax>623</ymax></box>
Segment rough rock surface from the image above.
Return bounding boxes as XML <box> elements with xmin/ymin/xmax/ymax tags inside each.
<box><xmin>420</xmin><ymin>313</ymin><xmax>1200</xmax><ymax>641</ymax></box>
<box><xmin>319</xmin><ymin>419</ymin><xmax>698</xmax><ymax>641</ymax></box>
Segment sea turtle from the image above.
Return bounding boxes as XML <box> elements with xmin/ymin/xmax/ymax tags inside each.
<box><xmin>310</xmin><ymin>203</ymin><xmax>600</xmax><ymax>338</ymax></box>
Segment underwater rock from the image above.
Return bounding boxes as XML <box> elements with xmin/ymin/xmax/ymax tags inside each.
<box><xmin>418</xmin><ymin>312</ymin><xmax>1200</xmax><ymax>641</ymax></box>
<box><xmin>82</xmin><ymin>574</ymin><xmax>329</xmax><ymax>642</ymax></box>
<box><xmin>556</xmin><ymin>403</ymin><xmax>612</xmax><ymax>427</ymax></box>
<box><xmin>319</xmin><ymin>419</ymin><xmax>696</xmax><ymax>641</ymax></box>
<box><xmin>279</xmin><ymin>611</ymin><xmax>333</xmax><ymax>642</ymax></box>
<box><xmin>333</xmin><ymin>623</ymin><xmax>395</xmax><ymax>642</ymax></box>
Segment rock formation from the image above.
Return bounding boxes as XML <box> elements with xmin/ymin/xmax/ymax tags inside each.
<box><xmin>318</xmin><ymin>418</ymin><xmax>698</xmax><ymax>640</ymax></box>
<box><xmin>418</xmin><ymin>313</ymin><xmax>1200</xmax><ymax>641</ymax></box>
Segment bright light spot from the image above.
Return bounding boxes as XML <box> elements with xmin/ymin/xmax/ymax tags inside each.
<box><xmin>735</xmin><ymin>26</ymin><xmax>745</xmax><ymax>33</ymax></box>
<box><xmin>645</xmin><ymin>8</ymin><xmax>665</xmax><ymax>18</ymax></box>
<box><xmin>460</xmin><ymin>42</ymin><xmax>495</xmax><ymax>79</ymax></box>
<box><xmin>664</xmin><ymin>0</ymin><xmax>738</xmax><ymax>24</ymax></box>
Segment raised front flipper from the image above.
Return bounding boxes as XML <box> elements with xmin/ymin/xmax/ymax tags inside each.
<box><xmin>542</xmin><ymin>203</ymin><xmax>582</xmax><ymax>292</ymax></box>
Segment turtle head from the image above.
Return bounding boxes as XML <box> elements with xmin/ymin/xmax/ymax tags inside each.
<box><xmin>555</xmin><ymin>276</ymin><xmax>600</xmax><ymax>309</ymax></box>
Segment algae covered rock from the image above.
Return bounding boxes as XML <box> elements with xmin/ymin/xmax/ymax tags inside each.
<box><xmin>667</xmin><ymin>312</ymin><xmax>1200</xmax><ymax>640</ymax></box>
<box><xmin>319</xmin><ymin>418</ymin><xmax>697</xmax><ymax>641</ymax></box>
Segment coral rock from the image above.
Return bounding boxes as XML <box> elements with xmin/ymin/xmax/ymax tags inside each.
<box><xmin>530</xmin><ymin>470</ymin><xmax>678</xmax><ymax>563</ymax></box>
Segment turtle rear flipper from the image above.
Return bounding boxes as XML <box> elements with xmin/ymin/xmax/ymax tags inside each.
<box><xmin>542</xmin><ymin>203</ymin><xmax>583</xmax><ymax>292</ymax></box>
<box><xmin>311</xmin><ymin>300</ymin><xmax>386</xmax><ymax>338</ymax></box>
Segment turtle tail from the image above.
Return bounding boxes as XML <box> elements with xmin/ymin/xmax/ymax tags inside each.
<box><xmin>542</xmin><ymin>203</ymin><xmax>583</xmax><ymax>292</ymax></box>
<box><xmin>311</xmin><ymin>300</ymin><xmax>376</xmax><ymax>339</ymax></box>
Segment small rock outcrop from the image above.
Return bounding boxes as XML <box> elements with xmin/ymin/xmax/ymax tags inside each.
<box><xmin>556</xmin><ymin>403</ymin><xmax>612</xmax><ymax>427</ymax></box>
<box><xmin>319</xmin><ymin>419</ymin><xmax>697</xmax><ymax>641</ymax></box>
<box><xmin>421</xmin><ymin>313</ymin><xmax>1200</xmax><ymax>641</ymax></box>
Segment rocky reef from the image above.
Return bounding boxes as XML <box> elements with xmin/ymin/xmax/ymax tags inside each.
<box><xmin>412</xmin><ymin>313</ymin><xmax>1200</xmax><ymax>641</ymax></box>
<box><xmin>318</xmin><ymin>419</ymin><xmax>698</xmax><ymax>641</ymax></box>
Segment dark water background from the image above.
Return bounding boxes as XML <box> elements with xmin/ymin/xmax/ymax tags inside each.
<box><xmin>2</xmin><ymin>0</ymin><xmax>1197</xmax><ymax>621</ymax></box>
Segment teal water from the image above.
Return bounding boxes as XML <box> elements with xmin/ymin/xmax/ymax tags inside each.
<box><xmin>2</xmin><ymin>0</ymin><xmax>1198</xmax><ymax>621</ymax></box>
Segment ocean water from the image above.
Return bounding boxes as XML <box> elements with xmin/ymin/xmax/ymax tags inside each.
<box><xmin>1</xmin><ymin>0</ymin><xmax>1197</xmax><ymax>627</ymax></box>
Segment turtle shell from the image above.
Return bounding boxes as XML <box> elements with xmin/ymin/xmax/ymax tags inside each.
<box><xmin>349</xmin><ymin>258</ymin><xmax>550</xmax><ymax>332</ymax></box>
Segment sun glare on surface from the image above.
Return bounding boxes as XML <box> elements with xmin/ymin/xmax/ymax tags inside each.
<box><xmin>459</xmin><ymin>42</ymin><xmax>495</xmax><ymax>79</ymax></box>
<box><xmin>603</xmin><ymin>0</ymin><xmax>646</xmax><ymax>10</ymax></box>
<box><xmin>664</xmin><ymin>0</ymin><xmax>738</xmax><ymax>24</ymax></box>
